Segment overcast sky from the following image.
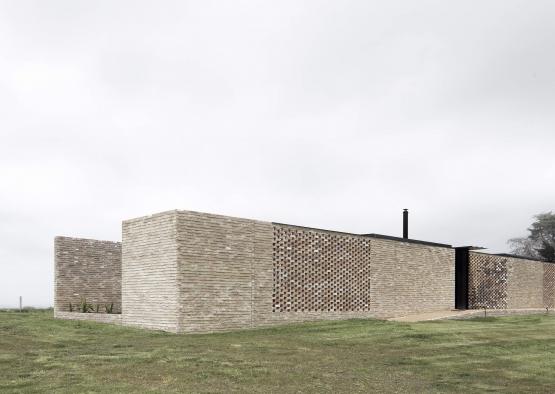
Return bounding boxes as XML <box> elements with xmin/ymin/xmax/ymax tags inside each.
<box><xmin>1</xmin><ymin>1</ymin><xmax>554</xmax><ymax>307</ymax></box>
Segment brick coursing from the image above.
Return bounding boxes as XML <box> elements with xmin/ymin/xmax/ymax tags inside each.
<box><xmin>57</xmin><ymin>209</ymin><xmax>554</xmax><ymax>334</ymax></box>
<box><xmin>54</xmin><ymin>311</ymin><xmax>122</xmax><ymax>325</ymax></box>
<box><xmin>369</xmin><ymin>238</ymin><xmax>455</xmax><ymax>317</ymax></box>
<box><xmin>121</xmin><ymin>211</ymin><xmax>180</xmax><ymax>332</ymax></box>
<box><xmin>173</xmin><ymin>214</ymin><xmax>454</xmax><ymax>331</ymax></box>
<box><xmin>468</xmin><ymin>252</ymin><xmax>553</xmax><ymax>310</ymax></box>
<box><xmin>174</xmin><ymin>213</ymin><xmax>378</xmax><ymax>333</ymax></box>
<box><xmin>112</xmin><ymin>210</ymin><xmax>457</xmax><ymax>332</ymax></box>
<box><xmin>177</xmin><ymin>211</ymin><xmax>258</xmax><ymax>333</ymax></box>
<box><xmin>251</xmin><ymin>220</ymin><xmax>276</xmax><ymax>326</ymax></box>
<box><xmin>507</xmin><ymin>259</ymin><xmax>544</xmax><ymax>309</ymax></box>
<box><xmin>54</xmin><ymin>236</ymin><xmax>121</xmax><ymax>313</ymax></box>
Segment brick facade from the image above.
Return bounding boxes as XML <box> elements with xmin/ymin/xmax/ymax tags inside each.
<box><xmin>370</xmin><ymin>238</ymin><xmax>455</xmax><ymax>317</ymax></box>
<box><xmin>177</xmin><ymin>210</ymin><xmax>266</xmax><ymax>333</ymax></box>
<box><xmin>468</xmin><ymin>252</ymin><xmax>553</xmax><ymax>310</ymax></box>
<box><xmin>175</xmin><ymin>213</ymin><xmax>454</xmax><ymax>332</ymax></box>
<box><xmin>54</xmin><ymin>209</ymin><xmax>552</xmax><ymax>334</ymax></box>
<box><xmin>121</xmin><ymin>211</ymin><xmax>180</xmax><ymax>332</ymax></box>
<box><xmin>54</xmin><ymin>236</ymin><xmax>121</xmax><ymax>313</ymax></box>
<box><xmin>54</xmin><ymin>211</ymin><xmax>455</xmax><ymax>332</ymax></box>
<box><xmin>507</xmin><ymin>258</ymin><xmax>544</xmax><ymax>309</ymax></box>
<box><xmin>54</xmin><ymin>311</ymin><xmax>122</xmax><ymax>325</ymax></box>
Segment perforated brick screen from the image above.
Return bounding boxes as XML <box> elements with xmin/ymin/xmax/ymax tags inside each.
<box><xmin>544</xmin><ymin>263</ymin><xmax>555</xmax><ymax>309</ymax></box>
<box><xmin>468</xmin><ymin>253</ymin><xmax>508</xmax><ymax>309</ymax></box>
<box><xmin>272</xmin><ymin>225</ymin><xmax>371</xmax><ymax>312</ymax></box>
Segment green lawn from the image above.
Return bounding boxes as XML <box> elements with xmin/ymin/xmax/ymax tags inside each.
<box><xmin>1</xmin><ymin>310</ymin><xmax>555</xmax><ymax>393</ymax></box>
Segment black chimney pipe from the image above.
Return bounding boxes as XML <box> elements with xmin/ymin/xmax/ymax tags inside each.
<box><xmin>403</xmin><ymin>209</ymin><xmax>408</xmax><ymax>239</ymax></box>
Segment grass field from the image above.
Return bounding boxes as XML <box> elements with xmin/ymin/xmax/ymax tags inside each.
<box><xmin>1</xmin><ymin>310</ymin><xmax>555</xmax><ymax>393</ymax></box>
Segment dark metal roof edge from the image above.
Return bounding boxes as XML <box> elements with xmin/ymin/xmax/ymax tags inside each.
<box><xmin>469</xmin><ymin>251</ymin><xmax>553</xmax><ymax>263</ymax></box>
<box><xmin>363</xmin><ymin>233</ymin><xmax>452</xmax><ymax>248</ymax></box>
<box><xmin>454</xmin><ymin>246</ymin><xmax>487</xmax><ymax>250</ymax></box>
<box><xmin>494</xmin><ymin>253</ymin><xmax>552</xmax><ymax>263</ymax></box>
<box><xmin>271</xmin><ymin>222</ymin><xmax>452</xmax><ymax>248</ymax></box>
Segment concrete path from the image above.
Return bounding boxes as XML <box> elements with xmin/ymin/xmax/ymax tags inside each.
<box><xmin>387</xmin><ymin>308</ymin><xmax>552</xmax><ymax>322</ymax></box>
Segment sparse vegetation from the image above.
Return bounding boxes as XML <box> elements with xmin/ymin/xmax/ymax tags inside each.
<box><xmin>66</xmin><ymin>300</ymin><xmax>116</xmax><ymax>314</ymax></box>
<box><xmin>78</xmin><ymin>298</ymin><xmax>93</xmax><ymax>313</ymax></box>
<box><xmin>1</xmin><ymin>310</ymin><xmax>555</xmax><ymax>393</ymax></box>
<box><xmin>104</xmin><ymin>303</ymin><xmax>114</xmax><ymax>314</ymax></box>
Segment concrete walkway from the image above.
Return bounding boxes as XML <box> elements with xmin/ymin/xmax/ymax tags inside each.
<box><xmin>387</xmin><ymin>308</ymin><xmax>552</xmax><ymax>322</ymax></box>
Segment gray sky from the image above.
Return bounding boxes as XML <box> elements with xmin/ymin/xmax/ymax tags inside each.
<box><xmin>1</xmin><ymin>0</ymin><xmax>554</xmax><ymax>307</ymax></box>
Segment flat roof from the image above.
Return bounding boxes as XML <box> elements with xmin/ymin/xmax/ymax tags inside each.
<box><xmin>494</xmin><ymin>253</ymin><xmax>551</xmax><ymax>263</ymax></box>
<box><xmin>362</xmin><ymin>233</ymin><xmax>452</xmax><ymax>248</ymax></box>
<box><xmin>469</xmin><ymin>251</ymin><xmax>552</xmax><ymax>263</ymax></box>
<box><xmin>272</xmin><ymin>222</ymin><xmax>452</xmax><ymax>248</ymax></box>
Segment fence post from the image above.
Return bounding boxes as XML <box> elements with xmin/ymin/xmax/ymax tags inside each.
<box><xmin>19</xmin><ymin>296</ymin><xmax>22</xmax><ymax>312</ymax></box>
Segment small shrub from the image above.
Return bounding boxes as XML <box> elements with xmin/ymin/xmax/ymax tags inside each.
<box><xmin>79</xmin><ymin>298</ymin><xmax>93</xmax><ymax>313</ymax></box>
<box><xmin>105</xmin><ymin>303</ymin><xmax>114</xmax><ymax>314</ymax></box>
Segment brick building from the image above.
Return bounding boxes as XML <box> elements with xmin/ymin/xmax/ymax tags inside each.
<box><xmin>54</xmin><ymin>209</ymin><xmax>554</xmax><ymax>333</ymax></box>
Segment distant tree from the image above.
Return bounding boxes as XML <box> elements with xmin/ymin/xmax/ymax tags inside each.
<box><xmin>508</xmin><ymin>212</ymin><xmax>555</xmax><ymax>262</ymax></box>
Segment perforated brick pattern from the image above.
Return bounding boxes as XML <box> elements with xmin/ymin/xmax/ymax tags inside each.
<box><xmin>544</xmin><ymin>263</ymin><xmax>555</xmax><ymax>309</ymax></box>
<box><xmin>468</xmin><ymin>253</ymin><xmax>508</xmax><ymax>309</ymax></box>
<box><xmin>272</xmin><ymin>226</ymin><xmax>371</xmax><ymax>312</ymax></box>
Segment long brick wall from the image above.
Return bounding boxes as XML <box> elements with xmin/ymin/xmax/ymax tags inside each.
<box><xmin>56</xmin><ymin>209</ymin><xmax>554</xmax><ymax>334</ymax></box>
<box><xmin>54</xmin><ymin>236</ymin><xmax>121</xmax><ymax>313</ymax></box>
<box><xmin>172</xmin><ymin>212</ymin><xmax>455</xmax><ymax>332</ymax></box>
<box><xmin>468</xmin><ymin>252</ymin><xmax>554</xmax><ymax>309</ymax></box>
<box><xmin>507</xmin><ymin>259</ymin><xmax>544</xmax><ymax>309</ymax></box>
<box><xmin>370</xmin><ymin>238</ymin><xmax>455</xmax><ymax>317</ymax></box>
<box><xmin>76</xmin><ymin>210</ymin><xmax>455</xmax><ymax>333</ymax></box>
